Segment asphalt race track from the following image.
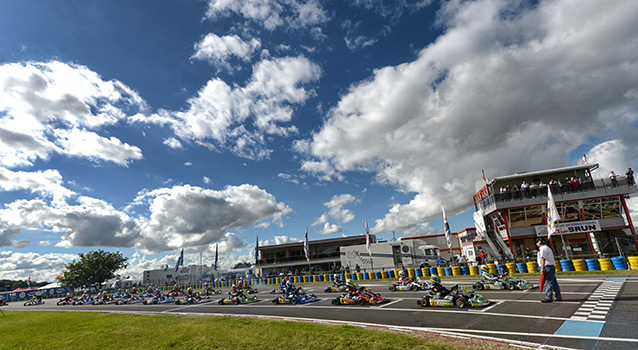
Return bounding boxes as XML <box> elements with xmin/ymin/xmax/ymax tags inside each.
<box><xmin>5</xmin><ymin>275</ymin><xmax>638</xmax><ymax>349</ymax></box>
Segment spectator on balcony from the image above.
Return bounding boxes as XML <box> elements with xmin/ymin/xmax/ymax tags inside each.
<box><xmin>513</xmin><ymin>184</ymin><xmax>521</xmax><ymax>199</ymax></box>
<box><xmin>562</xmin><ymin>177</ymin><xmax>572</xmax><ymax>192</ymax></box>
<box><xmin>539</xmin><ymin>181</ymin><xmax>547</xmax><ymax>195</ymax></box>
<box><xmin>627</xmin><ymin>168</ymin><xmax>635</xmax><ymax>185</ymax></box>
<box><xmin>530</xmin><ymin>182</ymin><xmax>539</xmax><ymax>197</ymax></box>
<box><xmin>505</xmin><ymin>185</ymin><xmax>513</xmax><ymax>200</ymax></box>
<box><xmin>499</xmin><ymin>185</ymin><xmax>506</xmax><ymax>200</ymax></box>
<box><xmin>570</xmin><ymin>177</ymin><xmax>580</xmax><ymax>191</ymax></box>
<box><xmin>521</xmin><ymin>181</ymin><xmax>530</xmax><ymax>198</ymax></box>
<box><xmin>609</xmin><ymin>171</ymin><xmax>618</xmax><ymax>187</ymax></box>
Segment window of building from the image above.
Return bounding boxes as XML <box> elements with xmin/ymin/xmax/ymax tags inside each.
<box><xmin>509</xmin><ymin>208</ymin><xmax>526</xmax><ymax>228</ymax></box>
<box><xmin>526</xmin><ymin>205</ymin><xmax>544</xmax><ymax>225</ymax></box>
<box><xmin>601</xmin><ymin>197</ymin><xmax>620</xmax><ymax>218</ymax></box>
<box><xmin>583</xmin><ymin>199</ymin><xmax>602</xmax><ymax>220</ymax></box>
<box><xmin>560</xmin><ymin>201</ymin><xmax>580</xmax><ymax>222</ymax></box>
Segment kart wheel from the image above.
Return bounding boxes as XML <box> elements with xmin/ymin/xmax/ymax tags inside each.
<box><xmin>357</xmin><ymin>298</ymin><xmax>366</xmax><ymax>305</ymax></box>
<box><xmin>419</xmin><ymin>296</ymin><xmax>431</xmax><ymax>307</ymax></box>
<box><xmin>506</xmin><ymin>283</ymin><xmax>515</xmax><ymax>290</ymax></box>
<box><xmin>455</xmin><ymin>297</ymin><xmax>468</xmax><ymax>309</ymax></box>
<box><xmin>389</xmin><ymin>285</ymin><xmax>396</xmax><ymax>291</ymax></box>
<box><xmin>411</xmin><ymin>285</ymin><xmax>418</xmax><ymax>291</ymax></box>
<box><xmin>272</xmin><ymin>299</ymin><xmax>278</xmax><ymax>304</ymax></box>
<box><xmin>473</xmin><ymin>282</ymin><xmax>484</xmax><ymax>290</ymax></box>
<box><xmin>234</xmin><ymin>298</ymin><xmax>240</xmax><ymax>305</ymax></box>
<box><xmin>24</xmin><ymin>302</ymin><xmax>29</xmax><ymax>306</ymax></box>
<box><xmin>325</xmin><ymin>288</ymin><xmax>332</xmax><ymax>293</ymax></box>
<box><xmin>218</xmin><ymin>299</ymin><xmax>224</xmax><ymax>305</ymax></box>
<box><xmin>291</xmin><ymin>298</ymin><xmax>298</xmax><ymax>305</ymax></box>
<box><xmin>331</xmin><ymin>299</ymin><xmax>339</xmax><ymax>305</ymax></box>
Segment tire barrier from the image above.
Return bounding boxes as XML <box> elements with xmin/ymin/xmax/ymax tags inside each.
<box><xmin>598</xmin><ymin>258</ymin><xmax>614</xmax><ymax>270</ymax></box>
<box><xmin>505</xmin><ymin>262</ymin><xmax>517</xmax><ymax>274</ymax></box>
<box><xmin>469</xmin><ymin>265</ymin><xmax>479</xmax><ymax>275</ymax></box>
<box><xmin>516</xmin><ymin>262</ymin><xmax>527</xmax><ymax>273</ymax></box>
<box><xmin>460</xmin><ymin>266</ymin><xmax>470</xmax><ymax>275</ymax></box>
<box><xmin>559</xmin><ymin>259</ymin><xmax>574</xmax><ymax>271</ymax></box>
<box><xmin>487</xmin><ymin>263</ymin><xmax>497</xmax><ymax>274</ymax></box>
<box><xmin>437</xmin><ymin>267</ymin><xmax>445</xmax><ymax>276</ymax></box>
<box><xmin>444</xmin><ymin>267</ymin><xmax>453</xmax><ymax>276</ymax></box>
<box><xmin>356</xmin><ymin>272</ymin><xmax>363</xmax><ymax>280</ymax></box>
<box><xmin>420</xmin><ymin>267</ymin><xmax>428</xmax><ymax>277</ymax></box>
<box><xmin>387</xmin><ymin>270</ymin><xmax>395</xmax><ymax>278</ymax></box>
<box><xmin>526</xmin><ymin>261</ymin><xmax>539</xmax><ymax>273</ymax></box>
<box><xmin>430</xmin><ymin>267</ymin><xmax>438</xmax><ymax>276</ymax></box>
<box><xmin>407</xmin><ymin>268</ymin><xmax>415</xmax><ymax>278</ymax></box>
<box><xmin>451</xmin><ymin>266</ymin><xmax>461</xmax><ymax>276</ymax></box>
<box><xmin>572</xmin><ymin>259</ymin><xmax>586</xmax><ymax>271</ymax></box>
<box><xmin>381</xmin><ymin>270</ymin><xmax>389</xmax><ymax>279</ymax></box>
<box><xmin>496</xmin><ymin>264</ymin><xmax>507</xmax><ymax>274</ymax></box>
<box><xmin>375</xmin><ymin>272</ymin><xmax>382</xmax><ymax>279</ymax></box>
<box><xmin>415</xmin><ymin>268</ymin><xmax>423</xmax><ymax>277</ymax></box>
<box><xmin>611</xmin><ymin>256</ymin><xmax>628</xmax><ymax>270</ymax></box>
<box><xmin>629</xmin><ymin>256</ymin><xmax>638</xmax><ymax>270</ymax></box>
<box><xmin>585</xmin><ymin>258</ymin><xmax>600</xmax><ymax>271</ymax></box>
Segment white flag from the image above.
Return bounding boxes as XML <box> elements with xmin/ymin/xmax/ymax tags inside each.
<box><xmin>442</xmin><ymin>204</ymin><xmax>451</xmax><ymax>249</ymax></box>
<box><xmin>365</xmin><ymin>219</ymin><xmax>372</xmax><ymax>257</ymax></box>
<box><xmin>547</xmin><ymin>187</ymin><xmax>560</xmax><ymax>238</ymax></box>
<box><xmin>304</xmin><ymin>228</ymin><xmax>310</xmax><ymax>262</ymax></box>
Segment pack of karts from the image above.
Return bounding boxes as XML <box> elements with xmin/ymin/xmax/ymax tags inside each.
<box><xmin>218</xmin><ymin>292</ymin><xmax>259</xmax><ymax>305</ymax></box>
<box><xmin>418</xmin><ymin>284</ymin><xmax>490</xmax><ymax>309</ymax></box>
<box><xmin>272</xmin><ymin>292</ymin><xmax>319</xmax><ymax>304</ymax></box>
<box><xmin>389</xmin><ymin>277</ymin><xmax>433</xmax><ymax>291</ymax></box>
<box><xmin>331</xmin><ymin>287</ymin><xmax>387</xmax><ymax>305</ymax></box>
<box><xmin>175</xmin><ymin>294</ymin><xmax>214</xmax><ymax>305</ymax></box>
<box><xmin>473</xmin><ymin>273</ymin><xmax>534</xmax><ymax>291</ymax></box>
<box><xmin>23</xmin><ymin>297</ymin><xmax>45</xmax><ymax>306</ymax></box>
<box><xmin>324</xmin><ymin>285</ymin><xmax>347</xmax><ymax>293</ymax></box>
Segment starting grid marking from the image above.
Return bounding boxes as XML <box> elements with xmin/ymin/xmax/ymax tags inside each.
<box><xmin>569</xmin><ymin>278</ymin><xmax>625</xmax><ymax>321</ymax></box>
<box><xmin>554</xmin><ymin>278</ymin><xmax>626</xmax><ymax>338</ymax></box>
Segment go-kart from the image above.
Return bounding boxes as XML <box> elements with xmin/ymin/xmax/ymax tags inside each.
<box><xmin>73</xmin><ymin>297</ymin><xmax>95</xmax><ymax>305</ymax></box>
<box><xmin>324</xmin><ymin>285</ymin><xmax>347</xmax><ymax>293</ymax></box>
<box><xmin>175</xmin><ymin>294</ymin><xmax>213</xmax><ymax>305</ymax></box>
<box><xmin>0</xmin><ymin>299</ymin><xmax>8</xmax><ymax>306</ymax></box>
<box><xmin>272</xmin><ymin>292</ymin><xmax>319</xmax><ymax>304</ymax></box>
<box><xmin>202</xmin><ymin>288</ymin><xmax>222</xmax><ymax>296</ymax></box>
<box><xmin>271</xmin><ymin>287</ymin><xmax>285</xmax><ymax>294</ymax></box>
<box><xmin>242</xmin><ymin>286</ymin><xmax>258</xmax><ymax>294</ymax></box>
<box><xmin>418</xmin><ymin>285</ymin><xmax>489</xmax><ymax>309</ymax></box>
<box><xmin>501</xmin><ymin>274</ymin><xmax>534</xmax><ymax>290</ymax></box>
<box><xmin>389</xmin><ymin>277</ymin><xmax>432</xmax><ymax>291</ymax></box>
<box><xmin>472</xmin><ymin>280</ymin><xmax>507</xmax><ymax>290</ymax></box>
<box><xmin>114</xmin><ymin>295</ymin><xmax>144</xmax><ymax>305</ymax></box>
<box><xmin>24</xmin><ymin>298</ymin><xmax>45</xmax><ymax>306</ymax></box>
<box><xmin>331</xmin><ymin>287</ymin><xmax>386</xmax><ymax>305</ymax></box>
<box><xmin>218</xmin><ymin>293</ymin><xmax>259</xmax><ymax>305</ymax></box>
<box><xmin>143</xmin><ymin>296</ymin><xmax>175</xmax><ymax>304</ymax></box>
<box><xmin>57</xmin><ymin>298</ymin><xmax>76</xmax><ymax>306</ymax></box>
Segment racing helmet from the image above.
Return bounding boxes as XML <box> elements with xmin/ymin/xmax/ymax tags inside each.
<box><xmin>333</xmin><ymin>274</ymin><xmax>339</xmax><ymax>280</ymax></box>
<box><xmin>346</xmin><ymin>279</ymin><xmax>356</xmax><ymax>288</ymax></box>
<box><xmin>398</xmin><ymin>271</ymin><xmax>405</xmax><ymax>277</ymax></box>
<box><xmin>481</xmin><ymin>265</ymin><xmax>489</xmax><ymax>272</ymax></box>
<box><xmin>102</xmin><ymin>291</ymin><xmax>108</xmax><ymax>296</ymax></box>
<box><xmin>187</xmin><ymin>287</ymin><xmax>193</xmax><ymax>293</ymax></box>
<box><xmin>430</xmin><ymin>274</ymin><xmax>441</xmax><ymax>284</ymax></box>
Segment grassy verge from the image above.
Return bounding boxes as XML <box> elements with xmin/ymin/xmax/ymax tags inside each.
<box><xmin>0</xmin><ymin>311</ymin><xmax>511</xmax><ymax>350</ymax></box>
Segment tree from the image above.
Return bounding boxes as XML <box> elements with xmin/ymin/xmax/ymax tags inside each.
<box><xmin>59</xmin><ymin>250</ymin><xmax>128</xmax><ymax>290</ymax></box>
<box><xmin>233</xmin><ymin>262</ymin><xmax>251</xmax><ymax>269</ymax></box>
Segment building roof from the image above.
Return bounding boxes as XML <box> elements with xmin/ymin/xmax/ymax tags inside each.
<box><xmin>259</xmin><ymin>234</ymin><xmax>370</xmax><ymax>250</ymax></box>
<box><xmin>490</xmin><ymin>163</ymin><xmax>599</xmax><ymax>183</ymax></box>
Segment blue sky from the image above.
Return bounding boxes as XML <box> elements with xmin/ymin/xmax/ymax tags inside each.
<box><xmin>1</xmin><ymin>0</ymin><xmax>637</xmax><ymax>282</ymax></box>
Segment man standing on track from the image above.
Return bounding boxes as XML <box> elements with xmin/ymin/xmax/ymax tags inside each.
<box><xmin>536</xmin><ymin>237</ymin><xmax>562</xmax><ymax>303</ymax></box>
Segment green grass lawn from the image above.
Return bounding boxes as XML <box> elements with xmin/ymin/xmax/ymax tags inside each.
<box><xmin>0</xmin><ymin>311</ymin><xmax>510</xmax><ymax>350</ymax></box>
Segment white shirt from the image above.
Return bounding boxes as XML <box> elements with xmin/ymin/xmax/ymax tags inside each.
<box><xmin>537</xmin><ymin>244</ymin><xmax>555</xmax><ymax>267</ymax></box>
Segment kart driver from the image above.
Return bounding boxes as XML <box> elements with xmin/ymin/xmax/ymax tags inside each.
<box><xmin>429</xmin><ymin>275</ymin><xmax>452</xmax><ymax>298</ymax></box>
<box><xmin>480</xmin><ymin>265</ymin><xmax>499</xmax><ymax>283</ymax></box>
<box><xmin>398</xmin><ymin>271</ymin><xmax>410</xmax><ymax>285</ymax></box>
<box><xmin>333</xmin><ymin>274</ymin><xmax>345</xmax><ymax>287</ymax></box>
<box><xmin>345</xmin><ymin>279</ymin><xmax>361</xmax><ymax>298</ymax></box>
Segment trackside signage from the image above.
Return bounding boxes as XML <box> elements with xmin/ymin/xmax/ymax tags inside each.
<box><xmin>534</xmin><ymin>220</ymin><xmax>601</xmax><ymax>236</ymax></box>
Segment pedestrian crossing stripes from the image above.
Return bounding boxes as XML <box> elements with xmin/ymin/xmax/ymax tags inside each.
<box><xmin>570</xmin><ymin>278</ymin><xmax>625</xmax><ymax>321</ymax></box>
